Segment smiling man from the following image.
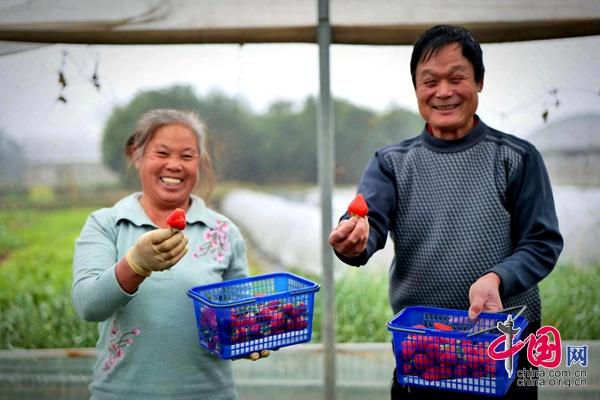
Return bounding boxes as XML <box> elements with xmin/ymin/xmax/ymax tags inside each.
<box><xmin>328</xmin><ymin>25</ymin><xmax>563</xmax><ymax>399</ymax></box>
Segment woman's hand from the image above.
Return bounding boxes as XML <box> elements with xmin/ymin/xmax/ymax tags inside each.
<box><xmin>126</xmin><ymin>229</ymin><xmax>188</xmax><ymax>277</ymax></box>
<box><xmin>238</xmin><ymin>349</ymin><xmax>272</xmax><ymax>362</ymax></box>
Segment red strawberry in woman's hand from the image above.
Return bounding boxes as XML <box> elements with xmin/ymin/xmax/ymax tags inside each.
<box><xmin>166</xmin><ymin>208</ymin><xmax>186</xmax><ymax>231</ymax></box>
<box><xmin>347</xmin><ymin>193</ymin><xmax>368</xmax><ymax>218</ymax></box>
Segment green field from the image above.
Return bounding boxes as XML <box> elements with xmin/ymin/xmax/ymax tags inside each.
<box><xmin>0</xmin><ymin>207</ymin><xmax>599</xmax><ymax>349</ymax></box>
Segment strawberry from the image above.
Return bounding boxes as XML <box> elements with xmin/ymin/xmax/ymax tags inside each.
<box><xmin>455</xmin><ymin>364</ymin><xmax>469</xmax><ymax>378</ymax></box>
<box><xmin>402</xmin><ymin>362</ymin><xmax>414</xmax><ymax>376</ymax></box>
<box><xmin>166</xmin><ymin>208</ymin><xmax>186</xmax><ymax>231</ymax></box>
<box><xmin>347</xmin><ymin>193</ymin><xmax>368</xmax><ymax>218</ymax></box>
<box><xmin>412</xmin><ymin>353</ymin><xmax>434</xmax><ymax>371</ymax></box>
<box><xmin>270</xmin><ymin>311</ymin><xmax>285</xmax><ymax>329</ymax></box>
<box><xmin>282</xmin><ymin>303</ymin><xmax>295</xmax><ymax>315</ymax></box>
<box><xmin>485</xmin><ymin>359</ymin><xmax>497</xmax><ymax>376</ymax></box>
<box><xmin>438</xmin><ymin>345</ymin><xmax>459</xmax><ymax>365</ymax></box>
<box><xmin>400</xmin><ymin>339</ymin><xmax>417</xmax><ymax>360</ymax></box>
<box><xmin>433</xmin><ymin>322</ymin><xmax>453</xmax><ymax>331</ymax></box>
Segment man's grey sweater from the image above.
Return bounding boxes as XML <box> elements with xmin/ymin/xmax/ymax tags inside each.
<box><xmin>337</xmin><ymin>117</ymin><xmax>563</xmax><ymax>323</ymax></box>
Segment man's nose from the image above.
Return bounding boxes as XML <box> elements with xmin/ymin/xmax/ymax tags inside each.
<box><xmin>436</xmin><ymin>80</ymin><xmax>452</xmax><ymax>98</ymax></box>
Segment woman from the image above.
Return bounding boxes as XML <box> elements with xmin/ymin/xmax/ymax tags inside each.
<box><xmin>73</xmin><ymin>109</ymin><xmax>260</xmax><ymax>399</ymax></box>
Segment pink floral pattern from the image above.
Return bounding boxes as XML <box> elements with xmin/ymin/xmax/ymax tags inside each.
<box><xmin>103</xmin><ymin>321</ymin><xmax>140</xmax><ymax>373</ymax></box>
<box><xmin>193</xmin><ymin>220</ymin><xmax>230</xmax><ymax>263</ymax></box>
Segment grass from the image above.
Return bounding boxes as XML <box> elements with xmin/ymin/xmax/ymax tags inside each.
<box><xmin>539</xmin><ymin>263</ymin><xmax>600</xmax><ymax>339</ymax></box>
<box><xmin>0</xmin><ymin>208</ymin><xmax>99</xmax><ymax>348</ymax></box>
<box><xmin>311</xmin><ymin>271</ymin><xmax>392</xmax><ymax>343</ymax></box>
<box><xmin>1</xmin><ymin>206</ymin><xmax>599</xmax><ymax>349</ymax></box>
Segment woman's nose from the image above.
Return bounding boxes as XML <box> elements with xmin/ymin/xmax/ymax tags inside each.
<box><xmin>165</xmin><ymin>157</ymin><xmax>183</xmax><ymax>170</ymax></box>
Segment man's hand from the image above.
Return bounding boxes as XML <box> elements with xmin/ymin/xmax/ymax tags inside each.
<box><xmin>468</xmin><ymin>273</ymin><xmax>503</xmax><ymax>320</ymax></box>
<box><xmin>328</xmin><ymin>217</ymin><xmax>369</xmax><ymax>258</ymax></box>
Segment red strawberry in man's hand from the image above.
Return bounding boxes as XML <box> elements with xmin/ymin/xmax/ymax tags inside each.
<box><xmin>347</xmin><ymin>193</ymin><xmax>368</xmax><ymax>218</ymax></box>
<box><xmin>166</xmin><ymin>208</ymin><xmax>186</xmax><ymax>231</ymax></box>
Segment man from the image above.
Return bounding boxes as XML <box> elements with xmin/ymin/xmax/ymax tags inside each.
<box><xmin>328</xmin><ymin>25</ymin><xmax>563</xmax><ymax>399</ymax></box>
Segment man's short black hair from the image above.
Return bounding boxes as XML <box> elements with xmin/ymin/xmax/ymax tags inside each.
<box><xmin>410</xmin><ymin>25</ymin><xmax>484</xmax><ymax>87</ymax></box>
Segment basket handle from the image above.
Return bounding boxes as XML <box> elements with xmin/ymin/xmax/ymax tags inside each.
<box><xmin>386</xmin><ymin>324</ymin><xmax>427</xmax><ymax>334</ymax></box>
<box><xmin>466</xmin><ymin>305</ymin><xmax>527</xmax><ymax>338</ymax></box>
<box><xmin>187</xmin><ymin>290</ymin><xmax>257</xmax><ymax>308</ymax></box>
<box><xmin>289</xmin><ymin>284</ymin><xmax>321</xmax><ymax>296</ymax></box>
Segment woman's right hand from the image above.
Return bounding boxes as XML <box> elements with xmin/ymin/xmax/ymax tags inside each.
<box><xmin>126</xmin><ymin>229</ymin><xmax>188</xmax><ymax>277</ymax></box>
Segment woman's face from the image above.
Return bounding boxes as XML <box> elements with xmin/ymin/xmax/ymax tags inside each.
<box><xmin>135</xmin><ymin>123</ymin><xmax>200</xmax><ymax>210</ymax></box>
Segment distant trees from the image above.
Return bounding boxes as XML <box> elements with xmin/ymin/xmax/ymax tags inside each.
<box><xmin>101</xmin><ymin>85</ymin><xmax>423</xmax><ymax>185</ymax></box>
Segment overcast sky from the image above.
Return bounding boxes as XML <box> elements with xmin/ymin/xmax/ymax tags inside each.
<box><xmin>0</xmin><ymin>35</ymin><xmax>598</xmax><ymax>163</ymax></box>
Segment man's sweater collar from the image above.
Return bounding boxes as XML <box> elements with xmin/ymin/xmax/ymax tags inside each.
<box><xmin>422</xmin><ymin>115</ymin><xmax>487</xmax><ymax>153</ymax></box>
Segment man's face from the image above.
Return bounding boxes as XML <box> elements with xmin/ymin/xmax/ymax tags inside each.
<box><xmin>415</xmin><ymin>43</ymin><xmax>482</xmax><ymax>139</ymax></box>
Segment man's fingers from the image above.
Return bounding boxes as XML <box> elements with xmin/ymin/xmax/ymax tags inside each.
<box><xmin>328</xmin><ymin>218</ymin><xmax>357</xmax><ymax>245</ymax></box>
<box><xmin>482</xmin><ymin>300</ymin><xmax>503</xmax><ymax>313</ymax></box>
<box><xmin>468</xmin><ymin>297</ymin><xmax>484</xmax><ymax>320</ymax></box>
<box><xmin>329</xmin><ymin>217</ymin><xmax>369</xmax><ymax>257</ymax></box>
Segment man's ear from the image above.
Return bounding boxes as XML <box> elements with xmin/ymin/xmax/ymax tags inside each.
<box><xmin>477</xmin><ymin>78</ymin><xmax>484</xmax><ymax>92</ymax></box>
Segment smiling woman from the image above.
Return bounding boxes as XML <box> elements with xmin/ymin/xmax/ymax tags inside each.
<box><xmin>71</xmin><ymin>109</ymin><xmax>270</xmax><ymax>400</ymax></box>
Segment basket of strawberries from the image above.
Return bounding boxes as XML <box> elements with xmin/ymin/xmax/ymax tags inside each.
<box><xmin>387</xmin><ymin>306</ymin><xmax>528</xmax><ymax>397</ymax></box>
<box><xmin>187</xmin><ymin>272</ymin><xmax>320</xmax><ymax>359</ymax></box>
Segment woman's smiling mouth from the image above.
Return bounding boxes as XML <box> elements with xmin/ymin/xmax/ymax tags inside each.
<box><xmin>160</xmin><ymin>176</ymin><xmax>183</xmax><ymax>186</ymax></box>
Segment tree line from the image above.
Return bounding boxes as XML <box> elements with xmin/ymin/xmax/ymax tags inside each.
<box><xmin>102</xmin><ymin>85</ymin><xmax>424</xmax><ymax>185</ymax></box>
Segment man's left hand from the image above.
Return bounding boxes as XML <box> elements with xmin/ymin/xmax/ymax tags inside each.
<box><xmin>468</xmin><ymin>273</ymin><xmax>503</xmax><ymax>320</ymax></box>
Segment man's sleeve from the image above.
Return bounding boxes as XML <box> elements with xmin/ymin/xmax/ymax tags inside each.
<box><xmin>489</xmin><ymin>146</ymin><xmax>564</xmax><ymax>298</ymax></box>
<box><xmin>334</xmin><ymin>149</ymin><xmax>397</xmax><ymax>266</ymax></box>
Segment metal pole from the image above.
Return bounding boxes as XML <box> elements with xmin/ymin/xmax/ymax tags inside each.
<box><xmin>317</xmin><ymin>0</ymin><xmax>336</xmax><ymax>399</ymax></box>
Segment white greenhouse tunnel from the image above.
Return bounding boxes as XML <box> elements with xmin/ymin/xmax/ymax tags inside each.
<box><xmin>222</xmin><ymin>186</ymin><xmax>600</xmax><ymax>276</ymax></box>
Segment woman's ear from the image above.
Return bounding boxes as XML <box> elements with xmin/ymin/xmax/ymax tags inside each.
<box><xmin>130</xmin><ymin>146</ymin><xmax>141</xmax><ymax>170</ymax></box>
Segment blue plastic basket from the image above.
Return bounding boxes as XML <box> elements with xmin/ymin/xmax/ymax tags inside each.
<box><xmin>187</xmin><ymin>272</ymin><xmax>320</xmax><ymax>359</ymax></box>
<box><xmin>387</xmin><ymin>306</ymin><xmax>528</xmax><ymax>397</ymax></box>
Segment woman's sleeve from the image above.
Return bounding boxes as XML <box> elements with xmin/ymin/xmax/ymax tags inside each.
<box><xmin>72</xmin><ymin>211</ymin><xmax>135</xmax><ymax>322</ymax></box>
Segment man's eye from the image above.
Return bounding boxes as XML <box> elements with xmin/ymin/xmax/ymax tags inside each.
<box><xmin>424</xmin><ymin>80</ymin><xmax>437</xmax><ymax>87</ymax></box>
<box><xmin>450</xmin><ymin>77</ymin><xmax>464</xmax><ymax>84</ymax></box>
<box><xmin>182</xmin><ymin>155</ymin><xmax>194</xmax><ymax>160</ymax></box>
<box><xmin>157</xmin><ymin>151</ymin><xmax>168</xmax><ymax>157</ymax></box>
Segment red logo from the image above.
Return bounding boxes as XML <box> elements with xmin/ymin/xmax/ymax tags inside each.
<box><xmin>488</xmin><ymin>319</ymin><xmax>562</xmax><ymax>373</ymax></box>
